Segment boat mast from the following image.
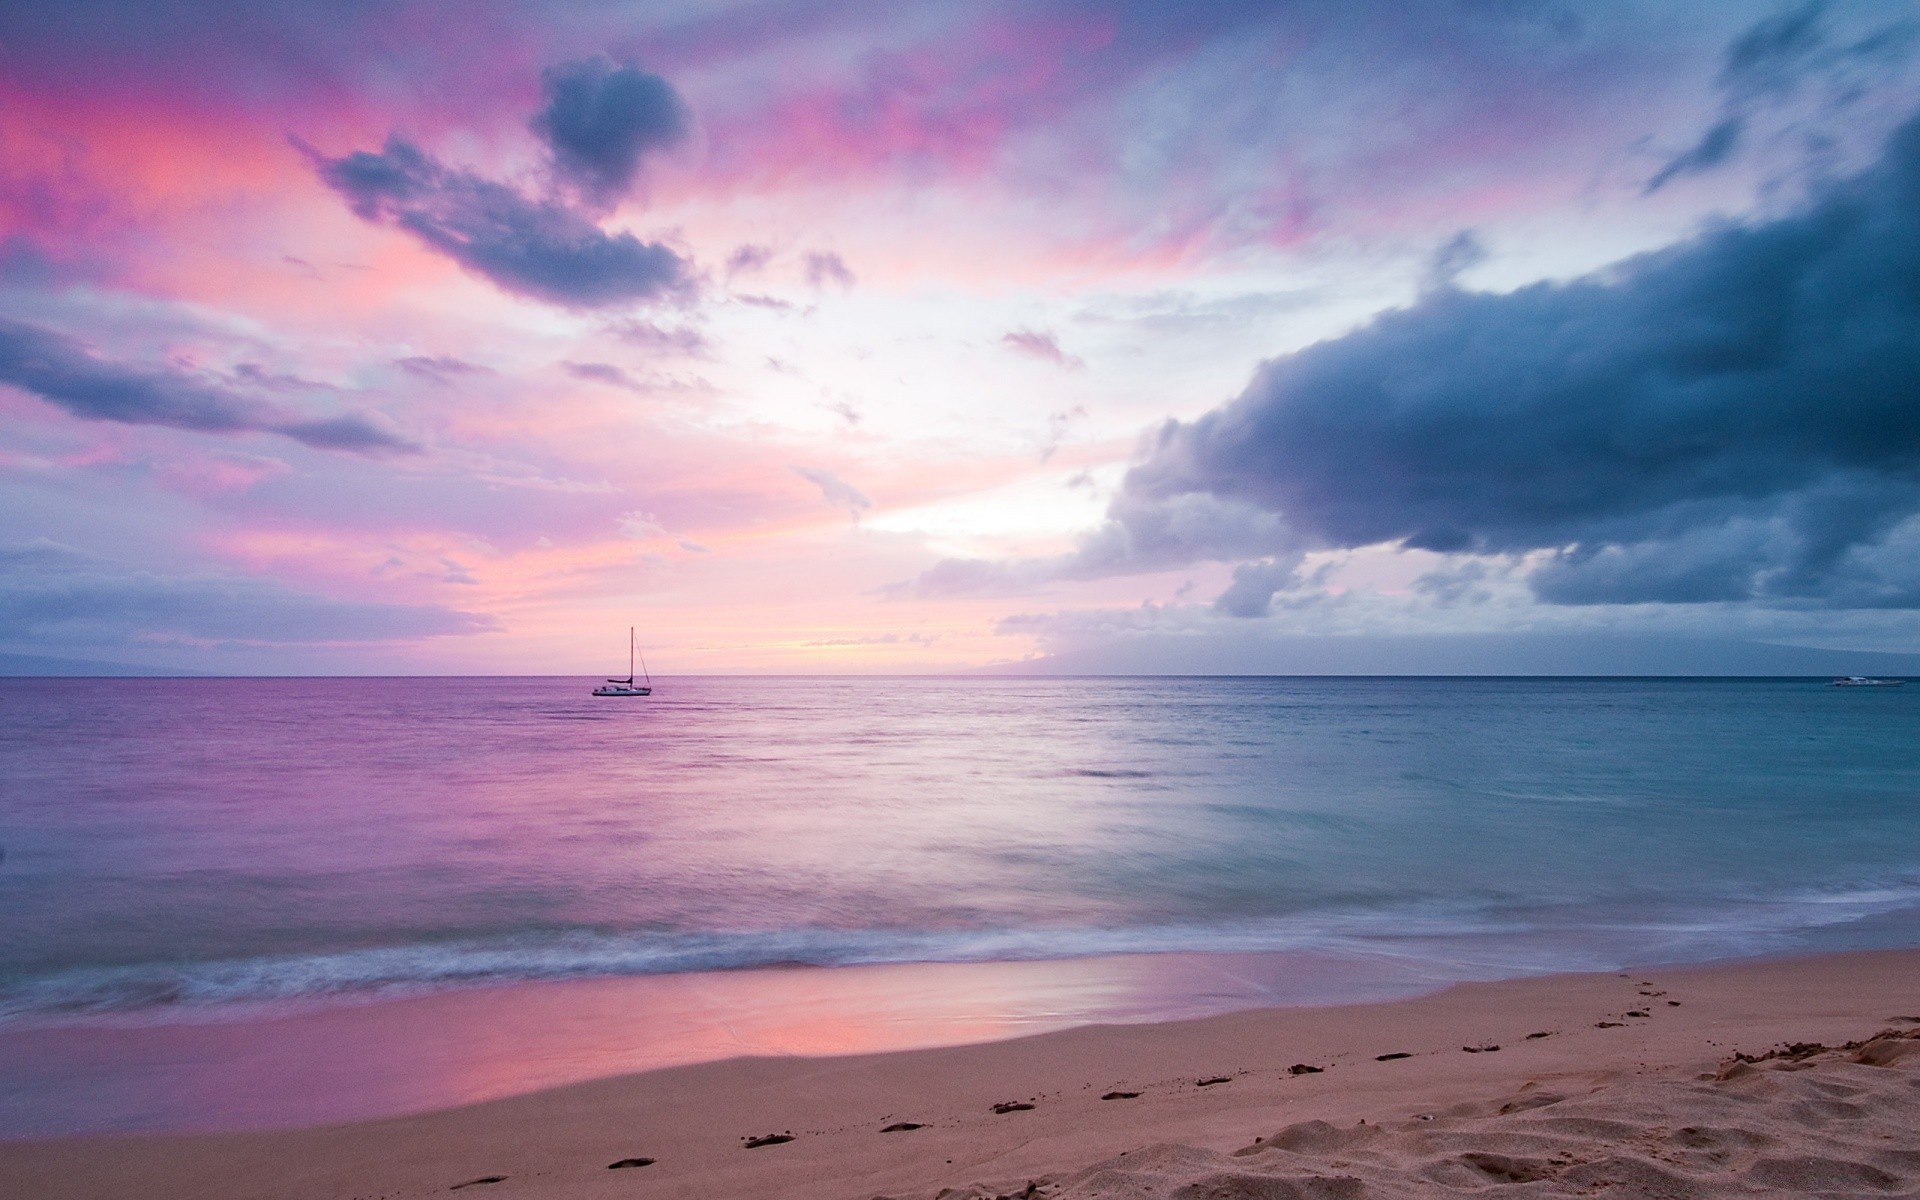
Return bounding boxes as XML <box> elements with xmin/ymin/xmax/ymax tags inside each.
<box><xmin>628</xmin><ymin>625</ymin><xmax>636</xmax><ymax>684</ymax></box>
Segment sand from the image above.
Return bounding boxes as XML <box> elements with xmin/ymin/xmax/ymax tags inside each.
<box><xmin>5</xmin><ymin>948</ymin><xmax>1920</xmax><ymax>1199</ymax></box>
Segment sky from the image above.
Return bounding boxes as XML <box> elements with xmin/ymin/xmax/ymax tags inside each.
<box><xmin>2</xmin><ymin>0</ymin><xmax>1920</xmax><ymax>674</ymax></box>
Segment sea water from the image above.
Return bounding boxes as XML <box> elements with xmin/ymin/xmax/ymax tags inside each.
<box><xmin>2</xmin><ymin>675</ymin><xmax>1917</xmax><ymax>1129</ymax></box>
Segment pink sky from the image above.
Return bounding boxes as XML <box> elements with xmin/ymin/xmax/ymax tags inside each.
<box><xmin>3</xmin><ymin>1</ymin><xmax>1918</xmax><ymax>673</ymax></box>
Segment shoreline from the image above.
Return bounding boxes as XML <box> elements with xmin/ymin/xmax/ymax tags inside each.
<box><xmin>14</xmin><ymin>925</ymin><xmax>1919</xmax><ymax>1141</ymax></box>
<box><xmin>5</xmin><ymin>946</ymin><xmax>1919</xmax><ymax>1198</ymax></box>
<box><xmin>0</xmin><ymin>947</ymin><xmax>1510</xmax><ymax>1138</ymax></box>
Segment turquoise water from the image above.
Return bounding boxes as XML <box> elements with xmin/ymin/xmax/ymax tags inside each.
<box><xmin>3</xmin><ymin>675</ymin><xmax>1917</xmax><ymax>1028</ymax></box>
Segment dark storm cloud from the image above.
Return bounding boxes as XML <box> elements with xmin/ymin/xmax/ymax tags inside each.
<box><xmin>302</xmin><ymin>136</ymin><xmax>691</xmax><ymax>310</ymax></box>
<box><xmin>531</xmin><ymin>57</ymin><xmax>691</xmax><ymax>209</ymax></box>
<box><xmin>0</xmin><ymin>318</ymin><xmax>416</xmax><ymax>454</ymax></box>
<box><xmin>1119</xmin><ymin>112</ymin><xmax>1920</xmax><ymax>610</ymax></box>
<box><xmin>0</xmin><ymin>540</ymin><xmax>496</xmax><ymax>645</ymax></box>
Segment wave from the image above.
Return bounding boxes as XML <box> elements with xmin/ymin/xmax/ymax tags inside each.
<box><xmin>6</xmin><ymin>879</ymin><xmax>1919</xmax><ymax>1027</ymax></box>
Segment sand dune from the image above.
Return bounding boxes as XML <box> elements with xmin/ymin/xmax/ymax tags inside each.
<box><xmin>5</xmin><ymin>949</ymin><xmax>1920</xmax><ymax>1199</ymax></box>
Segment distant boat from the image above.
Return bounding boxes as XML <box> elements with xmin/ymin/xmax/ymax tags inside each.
<box><xmin>1831</xmin><ymin>676</ymin><xmax>1904</xmax><ymax>687</ymax></box>
<box><xmin>593</xmin><ymin>627</ymin><xmax>653</xmax><ymax>697</ymax></box>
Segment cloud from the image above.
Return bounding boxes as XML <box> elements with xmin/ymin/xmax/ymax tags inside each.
<box><xmin>793</xmin><ymin>465</ymin><xmax>872</xmax><ymax>521</ymax></box>
<box><xmin>228</xmin><ymin>362</ymin><xmax>334</xmax><ymax>393</ymax></box>
<box><xmin>725</xmin><ymin>244</ymin><xmax>774</xmax><ymax>276</ymax></box>
<box><xmin>531</xmin><ymin>57</ymin><xmax>690</xmax><ymax>209</ymax></box>
<box><xmin>0</xmin><ymin>540</ymin><xmax>494</xmax><ymax>646</ymax></box>
<box><xmin>802</xmin><ymin>632</ymin><xmax>938</xmax><ymax>646</ymax></box>
<box><xmin>395</xmin><ymin>354</ymin><xmax>492</xmax><ymax>383</ymax></box>
<box><xmin>1646</xmin><ymin>118</ymin><xmax>1747</xmax><ymax>193</ymax></box>
<box><xmin>1212</xmin><ymin>555</ymin><xmax>1310</xmax><ymax>618</ymax></box>
<box><xmin>617</xmin><ymin>511</ymin><xmax>667</xmax><ymax>540</ymax></box>
<box><xmin>1116</xmin><ymin>111</ymin><xmax>1920</xmax><ymax>610</ymax></box>
<box><xmin>562</xmin><ymin>361</ymin><xmax>646</xmax><ymax>390</ymax></box>
<box><xmin>1040</xmin><ymin>405</ymin><xmax>1087</xmax><ymax>462</ymax></box>
<box><xmin>607</xmin><ymin>319</ymin><xmax>711</xmax><ymax>357</ymax></box>
<box><xmin>888</xmin><ymin>556</ymin><xmax>1053</xmax><ymax>599</ymax></box>
<box><xmin>802</xmin><ymin>251</ymin><xmax>856</xmax><ymax>290</ymax></box>
<box><xmin>1002</xmin><ymin>329</ymin><xmax>1084</xmax><ymax>369</ymax></box>
<box><xmin>0</xmin><ymin>317</ymin><xmax>417</xmax><ymax>454</ymax></box>
<box><xmin>734</xmin><ymin>293</ymin><xmax>795</xmax><ymax>312</ymax></box>
<box><xmin>1648</xmin><ymin>3</ymin><xmax>1918</xmax><ymax>191</ymax></box>
<box><xmin>892</xmin><ymin>491</ymin><xmax>1296</xmax><ymax>599</ymax></box>
<box><xmin>302</xmin><ymin>135</ymin><xmax>691</xmax><ymax>309</ymax></box>
<box><xmin>1420</xmin><ymin>230</ymin><xmax>1490</xmax><ymax>294</ymax></box>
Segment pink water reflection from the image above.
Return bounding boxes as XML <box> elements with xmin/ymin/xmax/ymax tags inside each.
<box><xmin>0</xmin><ymin>950</ymin><xmax>1449</xmax><ymax>1137</ymax></box>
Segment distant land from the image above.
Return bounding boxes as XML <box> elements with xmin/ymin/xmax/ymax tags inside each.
<box><xmin>984</xmin><ymin>633</ymin><xmax>1920</xmax><ymax>677</ymax></box>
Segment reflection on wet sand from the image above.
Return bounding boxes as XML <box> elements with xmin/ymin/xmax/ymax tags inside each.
<box><xmin>0</xmin><ymin>949</ymin><xmax>1451</xmax><ymax>1137</ymax></box>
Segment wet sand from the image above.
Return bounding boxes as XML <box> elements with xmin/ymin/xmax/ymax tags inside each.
<box><xmin>4</xmin><ymin>948</ymin><xmax>1919</xmax><ymax>1199</ymax></box>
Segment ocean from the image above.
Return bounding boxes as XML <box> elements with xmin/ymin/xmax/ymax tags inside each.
<box><xmin>2</xmin><ymin>675</ymin><xmax>1918</xmax><ymax>1132</ymax></box>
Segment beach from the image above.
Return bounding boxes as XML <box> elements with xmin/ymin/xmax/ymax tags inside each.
<box><xmin>6</xmin><ymin>677</ymin><xmax>1918</xmax><ymax>1194</ymax></box>
<box><xmin>7</xmin><ymin>947</ymin><xmax>1919</xmax><ymax>1199</ymax></box>
<box><xmin>13</xmin><ymin>3</ymin><xmax>1920</xmax><ymax>1193</ymax></box>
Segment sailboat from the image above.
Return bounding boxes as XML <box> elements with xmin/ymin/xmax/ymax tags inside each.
<box><xmin>592</xmin><ymin>627</ymin><xmax>653</xmax><ymax>696</ymax></box>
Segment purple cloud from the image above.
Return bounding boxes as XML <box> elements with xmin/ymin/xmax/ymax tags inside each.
<box><xmin>563</xmin><ymin>360</ymin><xmax>646</xmax><ymax>391</ymax></box>
<box><xmin>0</xmin><ymin>317</ymin><xmax>416</xmax><ymax>455</ymax></box>
<box><xmin>532</xmin><ymin>57</ymin><xmax>691</xmax><ymax>209</ymax></box>
<box><xmin>802</xmin><ymin>251</ymin><xmax>856</xmax><ymax>290</ymax></box>
<box><xmin>1002</xmin><ymin>329</ymin><xmax>1083</xmax><ymax>369</ymax></box>
<box><xmin>395</xmin><ymin>355</ymin><xmax>493</xmax><ymax>384</ymax></box>
<box><xmin>0</xmin><ymin>540</ymin><xmax>494</xmax><ymax>646</ymax></box>
<box><xmin>301</xmin><ymin>135</ymin><xmax>691</xmax><ymax>310</ymax></box>
<box><xmin>607</xmin><ymin>320</ymin><xmax>711</xmax><ymax>357</ymax></box>
<box><xmin>793</xmin><ymin>465</ymin><xmax>872</xmax><ymax>521</ymax></box>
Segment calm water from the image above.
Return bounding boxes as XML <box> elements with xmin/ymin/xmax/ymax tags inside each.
<box><xmin>4</xmin><ymin>675</ymin><xmax>1918</xmax><ymax>1031</ymax></box>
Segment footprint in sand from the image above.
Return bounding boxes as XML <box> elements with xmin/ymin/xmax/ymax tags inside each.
<box><xmin>1462</xmin><ymin>1044</ymin><xmax>1500</xmax><ymax>1053</ymax></box>
<box><xmin>1195</xmin><ymin>1076</ymin><xmax>1233</xmax><ymax>1087</ymax></box>
<box><xmin>880</xmin><ymin>1123</ymin><xmax>924</xmax><ymax>1133</ymax></box>
<box><xmin>1375</xmin><ymin>1052</ymin><xmax>1413</xmax><ymax>1061</ymax></box>
<box><xmin>742</xmin><ymin>1133</ymin><xmax>794</xmax><ymax>1148</ymax></box>
<box><xmin>1595</xmin><ymin>1021</ymin><xmax>1625</xmax><ymax>1028</ymax></box>
<box><xmin>992</xmin><ymin>1101</ymin><xmax>1036</xmax><ymax>1114</ymax></box>
<box><xmin>1626</xmin><ymin>1010</ymin><xmax>1650</xmax><ymax>1018</ymax></box>
<box><xmin>1287</xmin><ymin>1064</ymin><xmax>1324</xmax><ymax>1075</ymax></box>
<box><xmin>449</xmin><ymin>1178</ymin><xmax>506</xmax><ymax>1190</ymax></box>
<box><xmin>1101</xmin><ymin>1091</ymin><xmax>1141</xmax><ymax>1100</ymax></box>
<box><xmin>607</xmin><ymin>1158</ymin><xmax>654</xmax><ymax>1169</ymax></box>
<box><xmin>1525</xmin><ymin>1031</ymin><xmax>1553</xmax><ymax>1040</ymax></box>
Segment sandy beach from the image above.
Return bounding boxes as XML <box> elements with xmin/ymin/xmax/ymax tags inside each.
<box><xmin>6</xmin><ymin>947</ymin><xmax>1919</xmax><ymax>1199</ymax></box>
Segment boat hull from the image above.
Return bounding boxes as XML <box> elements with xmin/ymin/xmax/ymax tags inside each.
<box><xmin>592</xmin><ymin>686</ymin><xmax>652</xmax><ymax>696</ymax></box>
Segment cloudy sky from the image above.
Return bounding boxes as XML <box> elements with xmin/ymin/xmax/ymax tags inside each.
<box><xmin>3</xmin><ymin>0</ymin><xmax>1919</xmax><ymax>673</ymax></box>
